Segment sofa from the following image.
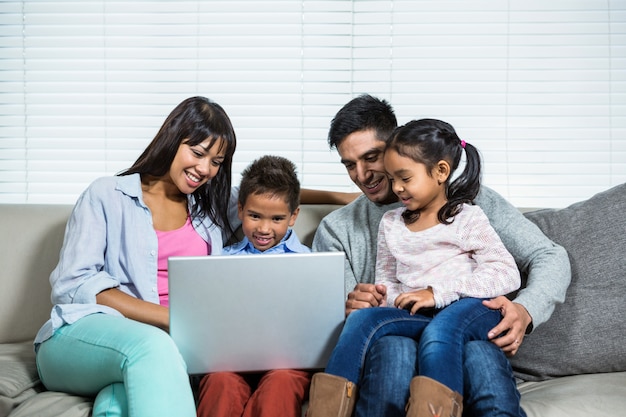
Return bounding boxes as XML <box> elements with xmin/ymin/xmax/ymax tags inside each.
<box><xmin>1</xmin><ymin>183</ymin><xmax>626</xmax><ymax>417</ymax></box>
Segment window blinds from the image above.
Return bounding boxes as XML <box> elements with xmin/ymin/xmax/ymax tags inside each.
<box><xmin>1</xmin><ymin>0</ymin><xmax>624</xmax><ymax>207</ymax></box>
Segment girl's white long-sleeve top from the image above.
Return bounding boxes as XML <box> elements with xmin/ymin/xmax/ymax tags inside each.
<box><xmin>375</xmin><ymin>204</ymin><xmax>521</xmax><ymax>309</ymax></box>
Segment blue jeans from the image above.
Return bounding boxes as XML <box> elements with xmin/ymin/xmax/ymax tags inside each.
<box><xmin>354</xmin><ymin>338</ymin><xmax>526</xmax><ymax>417</ymax></box>
<box><xmin>36</xmin><ymin>314</ymin><xmax>196</xmax><ymax>417</ymax></box>
<box><xmin>325</xmin><ymin>298</ymin><xmax>501</xmax><ymax>394</ymax></box>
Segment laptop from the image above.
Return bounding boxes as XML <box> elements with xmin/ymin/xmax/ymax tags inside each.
<box><xmin>168</xmin><ymin>251</ymin><xmax>346</xmax><ymax>374</ymax></box>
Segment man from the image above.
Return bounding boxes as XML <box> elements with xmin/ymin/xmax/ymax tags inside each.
<box><xmin>312</xmin><ymin>95</ymin><xmax>571</xmax><ymax>417</ymax></box>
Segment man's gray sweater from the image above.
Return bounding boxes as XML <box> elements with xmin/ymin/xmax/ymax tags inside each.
<box><xmin>312</xmin><ymin>186</ymin><xmax>570</xmax><ymax>331</ymax></box>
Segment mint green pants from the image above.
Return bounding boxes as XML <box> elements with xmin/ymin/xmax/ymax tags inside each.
<box><xmin>36</xmin><ymin>314</ymin><xmax>196</xmax><ymax>417</ymax></box>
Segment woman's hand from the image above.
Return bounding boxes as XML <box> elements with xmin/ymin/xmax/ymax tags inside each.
<box><xmin>96</xmin><ymin>288</ymin><xmax>170</xmax><ymax>332</ymax></box>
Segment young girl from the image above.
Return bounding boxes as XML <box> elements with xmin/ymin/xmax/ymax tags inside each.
<box><xmin>34</xmin><ymin>96</ymin><xmax>238</xmax><ymax>417</ymax></box>
<box><xmin>307</xmin><ymin>119</ymin><xmax>521</xmax><ymax>417</ymax></box>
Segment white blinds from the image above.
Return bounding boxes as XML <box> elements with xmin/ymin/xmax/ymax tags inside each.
<box><xmin>1</xmin><ymin>0</ymin><xmax>624</xmax><ymax>207</ymax></box>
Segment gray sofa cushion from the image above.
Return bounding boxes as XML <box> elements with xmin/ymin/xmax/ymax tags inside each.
<box><xmin>9</xmin><ymin>391</ymin><xmax>91</xmax><ymax>417</ymax></box>
<box><xmin>0</xmin><ymin>342</ymin><xmax>92</xmax><ymax>417</ymax></box>
<box><xmin>511</xmin><ymin>183</ymin><xmax>626</xmax><ymax>380</ymax></box>
<box><xmin>0</xmin><ymin>342</ymin><xmax>40</xmax><ymax>417</ymax></box>
<box><xmin>519</xmin><ymin>371</ymin><xmax>626</xmax><ymax>416</ymax></box>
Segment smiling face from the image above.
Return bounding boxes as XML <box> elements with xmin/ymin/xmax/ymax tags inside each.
<box><xmin>238</xmin><ymin>192</ymin><xmax>299</xmax><ymax>252</ymax></box>
<box><xmin>168</xmin><ymin>137</ymin><xmax>226</xmax><ymax>195</ymax></box>
<box><xmin>384</xmin><ymin>148</ymin><xmax>448</xmax><ymax>214</ymax></box>
<box><xmin>336</xmin><ymin>129</ymin><xmax>398</xmax><ymax>205</ymax></box>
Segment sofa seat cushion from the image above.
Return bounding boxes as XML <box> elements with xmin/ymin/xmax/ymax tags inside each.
<box><xmin>0</xmin><ymin>341</ymin><xmax>93</xmax><ymax>417</ymax></box>
<box><xmin>519</xmin><ymin>372</ymin><xmax>626</xmax><ymax>417</ymax></box>
<box><xmin>0</xmin><ymin>342</ymin><xmax>40</xmax><ymax>417</ymax></box>
<box><xmin>512</xmin><ymin>183</ymin><xmax>626</xmax><ymax>380</ymax></box>
<box><xmin>9</xmin><ymin>391</ymin><xmax>92</xmax><ymax>417</ymax></box>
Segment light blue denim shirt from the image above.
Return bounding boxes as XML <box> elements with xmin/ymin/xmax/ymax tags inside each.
<box><xmin>35</xmin><ymin>174</ymin><xmax>240</xmax><ymax>345</ymax></box>
<box><xmin>223</xmin><ymin>228</ymin><xmax>310</xmax><ymax>255</ymax></box>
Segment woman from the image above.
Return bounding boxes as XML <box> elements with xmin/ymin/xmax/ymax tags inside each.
<box><xmin>35</xmin><ymin>96</ymin><xmax>238</xmax><ymax>417</ymax></box>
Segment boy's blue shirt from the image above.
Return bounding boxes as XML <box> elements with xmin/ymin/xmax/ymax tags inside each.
<box><xmin>223</xmin><ymin>228</ymin><xmax>310</xmax><ymax>255</ymax></box>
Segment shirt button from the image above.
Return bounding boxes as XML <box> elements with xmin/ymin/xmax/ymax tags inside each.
<box><xmin>150</xmin><ymin>250</ymin><xmax>156</xmax><ymax>256</ymax></box>
<box><xmin>152</xmin><ymin>287</ymin><xmax>157</xmax><ymax>292</ymax></box>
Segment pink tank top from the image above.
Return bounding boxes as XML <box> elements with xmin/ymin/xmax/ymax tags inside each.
<box><xmin>156</xmin><ymin>216</ymin><xmax>210</xmax><ymax>306</ymax></box>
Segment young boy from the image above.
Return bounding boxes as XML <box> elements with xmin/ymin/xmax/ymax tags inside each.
<box><xmin>196</xmin><ymin>155</ymin><xmax>311</xmax><ymax>417</ymax></box>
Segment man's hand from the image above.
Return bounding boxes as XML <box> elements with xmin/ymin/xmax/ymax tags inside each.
<box><xmin>483</xmin><ymin>296</ymin><xmax>532</xmax><ymax>356</ymax></box>
<box><xmin>395</xmin><ymin>288</ymin><xmax>435</xmax><ymax>315</ymax></box>
<box><xmin>345</xmin><ymin>283</ymin><xmax>386</xmax><ymax>316</ymax></box>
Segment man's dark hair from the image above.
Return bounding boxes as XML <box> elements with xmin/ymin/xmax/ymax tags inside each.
<box><xmin>328</xmin><ymin>94</ymin><xmax>397</xmax><ymax>149</ymax></box>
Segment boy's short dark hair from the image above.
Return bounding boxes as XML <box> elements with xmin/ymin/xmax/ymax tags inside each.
<box><xmin>238</xmin><ymin>155</ymin><xmax>301</xmax><ymax>213</ymax></box>
<box><xmin>328</xmin><ymin>94</ymin><xmax>397</xmax><ymax>150</ymax></box>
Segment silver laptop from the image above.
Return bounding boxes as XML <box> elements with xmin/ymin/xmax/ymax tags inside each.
<box><xmin>168</xmin><ymin>251</ymin><xmax>346</xmax><ymax>374</ymax></box>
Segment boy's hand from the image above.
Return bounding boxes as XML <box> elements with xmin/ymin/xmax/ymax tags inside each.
<box><xmin>345</xmin><ymin>283</ymin><xmax>387</xmax><ymax>316</ymax></box>
<box><xmin>395</xmin><ymin>288</ymin><xmax>435</xmax><ymax>315</ymax></box>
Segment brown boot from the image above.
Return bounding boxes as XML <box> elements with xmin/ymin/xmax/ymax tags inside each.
<box><xmin>306</xmin><ymin>373</ymin><xmax>357</xmax><ymax>417</ymax></box>
<box><xmin>405</xmin><ymin>376</ymin><xmax>462</xmax><ymax>417</ymax></box>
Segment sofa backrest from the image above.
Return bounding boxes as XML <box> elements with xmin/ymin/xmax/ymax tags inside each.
<box><xmin>0</xmin><ymin>204</ymin><xmax>74</xmax><ymax>343</ymax></box>
<box><xmin>0</xmin><ymin>203</ymin><xmax>341</xmax><ymax>344</ymax></box>
<box><xmin>291</xmin><ymin>204</ymin><xmax>342</xmax><ymax>247</ymax></box>
<box><xmin>511</xmin><ymin>183</ymin><xmax>626</xmax><ymax>380</ymax></box>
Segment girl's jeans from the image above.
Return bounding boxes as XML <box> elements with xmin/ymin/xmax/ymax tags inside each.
<box><xmin>36</xmin><ymin>313</ymin><xmax>196</xmax><ymax>417</ymax></box>
<box><xmin>354</xmin><ymin>337</ymin><xmax>526</xmax><ymax>417</ymax></box>
<box><xmin>325</xmin><ymin>297</ymin><xmax>502</xmax><ymax>394</ymax></box>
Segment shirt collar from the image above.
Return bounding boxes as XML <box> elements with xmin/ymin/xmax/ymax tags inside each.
<box><xmin>227</xmin><ymin>229</ymin><xmax>307</xmax><ymax>255</ymax></box>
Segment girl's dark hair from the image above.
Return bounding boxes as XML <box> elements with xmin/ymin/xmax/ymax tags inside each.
<box><xmin>386</xmin><ymin>118</ymin><xmax>481</xmax><ymax>225</ymax></box>
<box><xmin>120</xmin><ymin>96</ymin><xmax>237</xmax><ymax>238</ymax></box>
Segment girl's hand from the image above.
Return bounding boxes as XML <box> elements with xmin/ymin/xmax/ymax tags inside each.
<box><xmin>394</xmin><ymin>287</ymin><xmax>435</xmax><ymax>315</ymax></box>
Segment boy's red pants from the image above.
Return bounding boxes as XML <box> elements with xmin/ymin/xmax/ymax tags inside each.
<box><xmin>196</xmin><ymin>369</ymin><xmax>311</xmax><ymax>417</ymax></box>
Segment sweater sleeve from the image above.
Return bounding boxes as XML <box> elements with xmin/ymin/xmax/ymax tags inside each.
<box><xmin>312</xmin><ymin>214</ymin><xmax>358</xmax><ymax>299</ymax></box>
<box><xmin>312</xmin><ymin>196</ymin><xmax>386</xmax><ymax>298</ymax></box>
<box><xmin>476</xmin><ymin>186</ymin><xmax>571</xmax><ymax>331</ymax></box>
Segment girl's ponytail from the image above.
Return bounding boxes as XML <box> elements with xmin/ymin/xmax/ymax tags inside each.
<box><xmin>439</xmin><ymin>141</ymin><xmax>481</xmax><ymax>223</ymax></box>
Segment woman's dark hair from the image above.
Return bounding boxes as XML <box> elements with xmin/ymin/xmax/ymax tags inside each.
<box><xmin>120</xmin><ymin>96</ymin><xmax>237</xmax><ymax>237</ymax></box>
<box><xmin>386</xmin><ymin>118</ymin><xmax>481</xmax><ymax>225</ymax></box>
<box><xmin>328</xmin><ymin>94</ymin><xmax>397</xmax><ymax>149</ymax></box>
